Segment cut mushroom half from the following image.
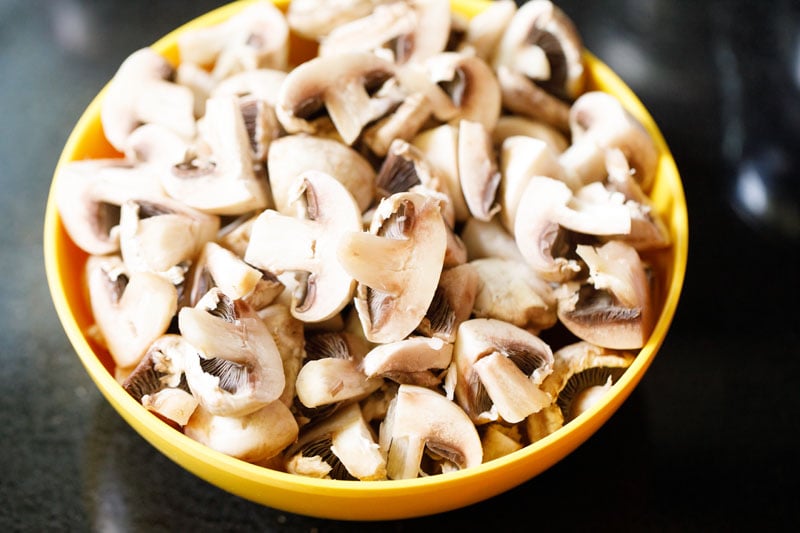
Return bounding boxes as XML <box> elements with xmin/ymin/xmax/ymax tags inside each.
<box><xmin>453</xmin><ymin>318</ymin><xmax>554</xmax><ymax>424</ymax></box>
<box><xmin>559</xmin><ymin>91</ymin><xmax>659</xmax><ymax>192</ymax></box>
<box><xmin>178</xmin><ymin>288</ymin><xmax>286</xmax><ymax>417</ymax></box>
<box><xmin>540</xmin><ymin>341</ymin><xmax>635</xmax><ymax>423</ymax></box>
<box><xmin>86</xmin><ymin>255</ymin><xmax>178</xmax><ymax>370</ymax></box>
<box><xmin>458</xmin><ymin>120</ymin><xmax>501</xmax><ymax>222</ymax></box>
<box><xmin>417</xmin><ymin>262</ymin><xmax>479</xmax><ymax>343</ymax></box>
<box><xmin>338</xmin><ymin>191</ymin><xmax>448</xmax><ymax>343</ymax></box>
<box><xmin>163</xmin><ymin>95</ymin><xmax>269</xmax><ymax>215</ymax></box>
<box><xmin>100</xmin><ymin>47</ymin><xmax>196</xmax><ymax>152</ymax></box>
<box><xmin>275</xmin><ymin>52</ymin><xmax>402</xmax><ymax>145</ymax></box>
<box><xmin>245</xmin><ymin>171</ymin><xmax>362</xmax><ymax>322</ymax></box>
<box><xmin>362</xmin><ymin>336</ymin><xmax>454</xmax><ymax>387</ymax></box>
<box><xmin>285</xmin><ymin>402</ymin><xmax>386</xmax><ymax>481</ymax></box>
<box><xmin>379</xmin><ymin>384</ymin><xmax>482</xmax><ymax>479</ymax></box>
<box><xmin>458</xmin><ymin>0</ymin><xmax>516</xmax><ymax>62</ymax></box>
<box><xmin>556</xmin><ymin>240</ymin><xmax>653</xmax><ymax>350</ymax></box>
<box><xmin>492</xmin><ymin>115</ymin><xmax>569</xmax><ymax>154</ymax></box>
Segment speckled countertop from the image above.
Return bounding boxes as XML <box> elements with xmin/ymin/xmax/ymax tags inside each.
<box><xmin>2</xmin><ymin>0</ymin><xmax>798</xmax><ymax>530</ymax></box>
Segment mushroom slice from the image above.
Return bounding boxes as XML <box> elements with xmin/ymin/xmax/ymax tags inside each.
<box><xmin>118</xmin><ymin>197</ymin><xmax>219</xmax><ymax>282</ymax></box>
<box><xmin>556</xmin><ymin>241</ymin><xmax>653</xmax><ymax>350</ymax></box>
<box><xmin>211</xmin><ymin>68</ymin><xmax>287</xmax><ymax>107</ymax></box>
<box><xmin>267</xmin><ymin>134</ymin><xmax>376</xmax><ymax>215</ymax></box>
<box><xmin>163</xmin><ymin>95</ymin><xmax>269</xmax><ymax>215</ymax></box>
<box><xmin>184</xmin><ymin>400</ymin><xmax>298</xmax><ymax>464</ymax></box>
<box><xmin>379</xmin><ymin>384</ymin><xmax>482</xmax><ymax>479</ymax></box>
<box><xmin>122</xmin><ymin>334</ymin><xmax>198</xmax><ymax>426</ymax></box>
<box><xmin>54</xmin><ymin>159</ymin><xmax>165</xmax><ymax>255</ymax></box>
<box><xmin>540</xmin><ymin>341</ymin><xmax>635</xmax><ymax>422</ymax></box>
<box><xmin>492</xmin><ymin>115</ymin><xmax>569</xmax><ymax>154</ymax></box>
<box><xmin>493</xmin><ymin>0</ymin><xmax>585</xmax><ymax>102</ymax></box>
<box><xmin>497</xmin><ymin>65</ymin><xmax>570</xmax><ymax>132</ymax></box>
<box><xmin>453</xmin><ymin>318</ymin><xmax>554</xmax><ymax>424</ymax></box>
<box><xmin>285</xmin><ymin>403</ymin><xmax>386</xmax><ymax>481</ymax></box>
<box><xmin>100</xmin><ymin>47</ymin><xmax>196</xmax><ymax>152</ymax></box>
<box><xmin>362</xmin><ymin>336</ymin><xmax>454</xmax><ymax>386</ymax></box>
<box><xmin>177</xmin><ymin>2</ymin><xmax>289</xmax><ymax>77</ymax></box>
<box><xmin>417</xmin><ymin>263</ymin><xmax>479</xmax><ymax>343</ymax></box>
<box><xmin>458</xmin><ymin>0</ymin><xmax>516</xmax><ymax>62</ymax></box>
<box><xmin>245</xmin><ymin>171</ymin><xmax>362</xmax><ymax>322</ymax></box>
<box><xmin>124</xmin><ymin>123</ymin><xmax>192</xmax><ymax>168</ymax></box>
<box><xmin>179</xmin><ymin>288</ymin><xmax>285</xmax><ymax>417</ymax></box>
<box><xmin>411</xmin><ymin>124</ymin><xmax>468</xmax><ymax>221</ymax></box>
<box><xmin>287</xmin><ymin>0</ymin><xmax>386</xmax><ymax>40</ymax></box>
<box><xmin>514</xmin><ymin>176</ymin><xmax>631</xmax><ymax>282</ymax></box>
<box><xmin>362</xmin><ymin>91</ymin><xmax>433</xmax><ymax>157</ymax></box>
<box><xmin>338</xmin><ymin>191</ymin><xmax>448</xmax><ymax>344</ymax></box>
<box><xmin>458</xmin><ymin>120</ymin><xmax>501</xmax><ymax>222</ymax></box>
<box><xmin>481</xmin><ymin>422</ymin><xmax>524</xmax><ymax>462</ymax></box>
<box><xmin>469</xmin><ymin>258</ymin><xmax>557</xmax><ymax>331</ymax></box>
<box><xmin>275</xmin><ymin>52</ymin><xmax>401</xmax><ymax>145</ymax></box>
<box><xmin>257</xmin><ymin>303</ymin><xmax>306</xmax><ymax>408</ymax></box>
<box><xmin>525</xmin><ymin>403</ymin><xmax>564</xmax><ymax>443</ymax></box>
<box><xmin>86</xmin><ymin>255</ymin><xmax>178</xmax><ymax>370</ymax></box>
<box><xmin>498</xmin><ymin>135</ymin><xmax>569</xmax><ymax>232</ymax></box>
<box><xmin>559</xmin><ymin>91</ymin><xmax>659</xmax><ymax>192</ymax></box>
<box><xmin>460</xmin><ymin>217</ymin><xmax>525</xmax><ymax>263</ymax></box>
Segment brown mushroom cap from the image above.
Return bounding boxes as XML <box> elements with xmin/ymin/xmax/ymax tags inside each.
<box><xmin>338</xmin><ymin>191</ymin><xmax>448</xmax><ymax>343</ymax></box>
<box><xmin>556</xmin><ymin>241</ymin><xmax>653</xmax><ymax>349</ymax></box>
<box><xmin>379</xmin><ymin>384</ymin><xmax>482</xmax><ymax>479</ymax></box>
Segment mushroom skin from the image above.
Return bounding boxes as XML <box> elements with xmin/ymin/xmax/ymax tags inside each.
<box><xmin>338</xmin><ymin>191</ymin><xmax>448</xmax><ymax>344</ymax></box>
<box><xmin>178</xmin><ymin>288</ymin><xmax>286</xmax><ymax>417</ymax></box>
<box><xmin>379</xmin><ymin>384</ymin><xmax>482</xmax><ymax>479</ymax></box>
<box><xmin>245</xmin><ymin>170</ymin><xmax>362</xmax><ymax>323</ymax></box>
<box><xmin>556</xmin><ymin>240</ymin><xmax>653</xmax><ymax>350</ymax></box>
<box><xmin>453</xmin><ymin>318</ymin><xmax>554</xmax><ymax>424</ymax></box>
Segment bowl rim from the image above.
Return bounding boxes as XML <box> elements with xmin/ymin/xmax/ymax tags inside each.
<box><xmin>43</xmin><ymin>0</ymin><xmax>688</xmax><ymax>520</ymax></box>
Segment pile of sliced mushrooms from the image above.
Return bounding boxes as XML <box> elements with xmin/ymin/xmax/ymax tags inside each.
<box><xmin>57</xmin><ymin>0</ymin><xmax>671</xmax><ymax>480</ymax></box>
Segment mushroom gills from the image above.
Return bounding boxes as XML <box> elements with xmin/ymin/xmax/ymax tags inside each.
<box><xmin>556</xmin><ymin>366</ymin><xmax>627</xmax><ymax>421</ymax></box>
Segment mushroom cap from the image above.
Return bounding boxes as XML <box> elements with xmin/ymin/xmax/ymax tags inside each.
<box><xmin>267</xmin><ymin>134</ymin><xmax>376</xmax><ymax>215</ymax></box>
<box><xmin>496</xmin><ymin>65</ymin><xmax>571</xmax><ymax>131</ymax></box>
<box><xmin>275</xmin><ymin>52</ymin><xmax>400</xmax><ymax>145</ymax></box>
<box><xmin>211</xmin><ymin>68</ymin><xmax>288</xmax><ymax>108</ymax></box>
<box><xmin>178</xmin><ymin>289</ymin><xmax>286</xmax><ymax>417</ymax></box>
<box><xmin>556</xmin><ymin>240</ymin><xmax>653</xmax><ymax>350</ymax></box>
<box><xmin>86</xmin><ymin>255</ymin><xmax>178</xmax><ymax>370</ymax></box>
<box><xmin>460</xmin><ymin>217</ymin><xmax>525</xmax><ymax>263</ymax></box>
<box><xmin>245</xmin><ymin>170</ymin><xmax>362</xmax><ymax>323</ymax></box>
<box><xmin>379</xmin><ymin>384</ymin><xmax>482</xmax><ymax>479</ymax></box>
<box><xmin>411</xmin><ymin>124</ymin><xmax>469</xmax><ymax>222</ymax></box>
<box><xmin>338</xmin><ymin>191</ymin><xmax>448</xmax><ymax>344</ymax></box>
<box><xmin>362</xmin><ymin>336</ymin><xmax>454</xmax><ymax>385</ymax></box>
<box><xmin>287</xmin><ymin>0</ymin><xmax>385</xmax><ymax>40</ymax></box>
<box><xmin>492</xmin><ymin>115</ymin><xmax>570</xmax><ymax>154</ymax></box>
<box><xmin>457</xmin><ymin>119</ymin><xmax>501</xmax><ymax>222</ymax></box>
<box><xmin>459</xmin><ymin>0</ymin><xmax>517</xmax><ymax>62</ymax></box>
<box><xmin>453</xmin><ymin>318</ymin><xmax>554</xmax><ymax>424</ymax></box>
<box><xmin>417</xmin><ymin>262</ymin><xmax>479</xmax><ymax>343</ymax></box>
<box><xmin>295</xmin><ymin>356</ymin><xmax>382</xmax><ymax>409</ymax></box>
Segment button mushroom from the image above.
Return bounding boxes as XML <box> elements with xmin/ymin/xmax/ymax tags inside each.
<box><xmin>555</xmin><ymin>240</ymin><xmax>654</xmax><ymax>350</ymax></box>
<box><xmin>178</xmin><ymin>288</ymin><xmax>286</xmax><ymax>417</ymax></box>
<box><xmin>244</xmin><ymin>170</ymin><xmax>362</xmax><ymax>323</ymax></box>
<box><xmin>379</xmin><ymin>384</ymin><xmax>482</xmax><ymax>479</ymax></box>
<box><xmin>362</xmin><ymin>335</ymin><xmax>454</xmax><ymax>386</ymax></box>
<box><xmin>453</xmin><ymin>318</ymin><xmax>554</xmax><ymax>424</ymax></box>
<box><xmin>86</xmin><ymin>255</ymin><xmax>178</xmax><ymax>370</ymax></box>
<box><xmin>337</xmin><ymin>191</ymin><xmax>448</xmax><ymax>343</ymax></box>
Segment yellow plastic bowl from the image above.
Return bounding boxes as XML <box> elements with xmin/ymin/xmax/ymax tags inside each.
<box><xmin>43</xmin><ymin>0</ymin><xmax>688</xmax><ymax>521</ymax></box>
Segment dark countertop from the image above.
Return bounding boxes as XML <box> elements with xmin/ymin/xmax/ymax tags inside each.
<box><xmin>2</xmin><ymin>0</ymin><xmax>798</xmax><ymax>530</ymax></box>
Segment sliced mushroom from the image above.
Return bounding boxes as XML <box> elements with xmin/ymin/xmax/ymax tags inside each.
<box><xmin>86</xmin><ymin>255</ymin><xmax>178</xmax><ymax>370</ymax></box>
<box><xmin>100</xmin><ymin>47</ymin><xmax>196</xmax><ymax>152</ymax></box>
<box><xmin>162</xmin><ymin>95</ymin><xmax>269</xmax><ymax>215</ymax></box>
<box><xmin>275</xmin><ymin>52</ymin><xmax>402</xmax><ymax>145</ymax></box>
<box><xmin>555</xmin><ymin>241</ymin><xmax>653</xmax><ymax>350</ymax></box>
<box><xmin>362</xmin><ymin>336</ymin><xmax>453</xmax><ymax>386</ymax></box>
<box><xmin>285</xmin><ymin>402</ymin><xmax>386</xmax><ymax>480</ymax></box>
<box><xmin>257</xmin><ymin>303</ymin><xmax>306</xmax><ymax>408</ymax></box>
<box><xmin>245</xmin><ymin>171</ymin><xmax>362</xmax><ymax>322</ymax></box>
<box><xmin>211</xmin><ymin>68</ymin><xmax>287</xmax><ymax>107</ymax></box>
<box><xmin>498</xmin><ymin>134</ymin><xmax>569</xmax><ymax>232</ymax></box>
<box><xmin>513</xmin><ymin>176</ymin><xmax>632</xmax><ymax>282</ymax></box>
<box><xmin>54</xmin><ymin>159</ymin><xmax>165</xmax><ymax>255</ymax></box>
<box><xmin>122</xmin><ymin>334</ymin><xmax>198</xmax><ymax>426</ymax></box>
<box><xmin>124</xmin><ymin>123</ymin><xmax>192</xmax><ymax>168</ymax></box>
<box><xmin>496</xmin><ymin>65</ymin><xmax>570</xmax><ymax>132</ymax></box>
<box><xmin>294</xmin><ymin>351</ymin><xmax>382</xmax><ymax>410</ymax></box>
<box><xmin>118</xmin><ymin>197</ymin><xmax>219</xmax><ymax>282</ymax></box>
<box><xmin>493</xmin><ymin>0</ymin><xmax>585</xmax><ymax>102</ymax></box>
<box><xmin>411</xmin><ymin>124</ymin><xmax>468</xmax><ymax>221</ymax></box>
<box><xmin>481</xmin><ymin>421</ymin><xmax>524</xmax><ymax>462</ymax></box>
<box><xmin>379</xmin><ymin>384</ymin><xmax>482</xmax><ymax>479</ymax></box>
<box><xmin>177</xmin><ymin>2</ymin><xmax>289</xmax><ymax>78</ymax></box>
<box><xmin>267</xmin><ymin>134</ymin><xmax>376</xmax><ymax>215</ymax></box>
<box><xmin>524</xmin><ymin>403</ymin><xmax>564</xmax><ymax>443</ymax></box>
<box><xmin>175</xmin><ymin>61</ymin><xmax>216</xmax><ymax>118</ymax></box>
<box><xmin>492</xmin><ymin>114</ymin><xmax>569</xmax><ymax>154</ymax></box>
<box><xmin>287</xmin><ymin>0</ymin><xmax>387</xmax><ymax>40</ymax></box>
<box><xmin>453</xmin><ymin>318</ymin><xmax>554</xmax><ymax>424</ymax></box>
<box><xmin>458</xmin><ymin>0</ymin><xmax>516</xmax><ymax>62</ymax></box>
<box><xmin>178</xmin><ymin>288</ymin><xmax>285</xmax><ymax>417</ymax></box>
<box><xmin>417</xmin><ymin>262</ymin><xmax>479</xmax><ymax>342</ymax></box>
<box><xmin>338</xmin><ymin>191</ymin><xmax>448</xmax><ymax>343</ymax></box>
<box><xmin>469</xmin><ymin>258</ymin><xmax>557</xmax><ymax>331</ymax></box>
<box><xmin>460</xmin><ymin>217</ymin><xmax>525</xmax><ymax>263</ymax></box>
<box><xmin>362</xmin><ymin>91</ymin><xmax>434</xmax><ymax>157</ymax></box>
<box><xmin>458</xmin><ymin>119</ymin><xmax>501</xmax><ymax>222</ymax></box>
<box><xmin>559</xmin><ymin>91</ymin><xmax>659</xmax><ymax>191</ymax></box>
<box><xmin>540</xmin><ymin>340</ymin><xmax>635</xmax><ymax>422</ymax></box>
<box><xmin>184</xmin><ymin>400</ymin><xmax>298</xmax><ymax>464</ymax></box>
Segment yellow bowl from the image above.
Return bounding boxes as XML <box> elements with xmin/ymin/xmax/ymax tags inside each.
<box><xmin>43</xmin><ymin>0</ymin><xmax>688</xmax><ymax>521</ymax></box>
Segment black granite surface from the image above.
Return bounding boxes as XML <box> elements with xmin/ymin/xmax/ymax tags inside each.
<box><xmin>2</xmin><ymin>0</ymin><xmax>799</xmax><ymax>531</ymax></box>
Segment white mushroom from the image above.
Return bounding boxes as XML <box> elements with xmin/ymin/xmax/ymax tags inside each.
<box><xmin>362</xmin><ymin>336</ymin><xmax>454</xmax><ymax>386</ymax></box>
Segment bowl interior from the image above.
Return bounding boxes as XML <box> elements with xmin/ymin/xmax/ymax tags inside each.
<box><xmin>43</xmin><ymin>0</ymin><xmax>688</xmax><ymax>521</ymax></box>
